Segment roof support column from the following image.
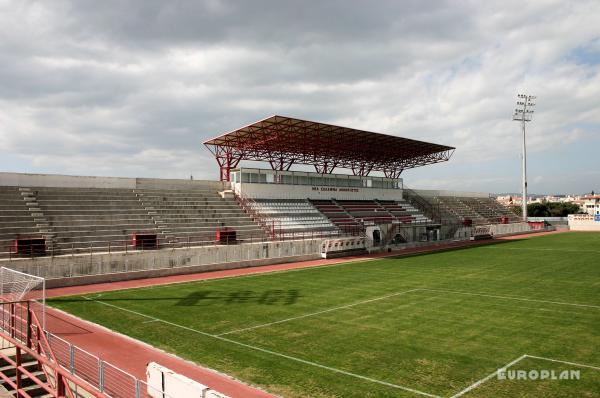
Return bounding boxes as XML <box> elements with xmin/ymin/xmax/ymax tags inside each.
<box><xmin>314</xmin><ymin>161</ymin><xmax>337</xmax><ymax>174</ymax></box>
<box><xmin>268</xmin><ymin>157</ymin><xmax>295</xmax><ymax>171</ymax></box>
<box><xmin>214</xmin><ymin>146</ymin><xmax>242</xmax><ymax>182</ymax></box>
<box><xmin>383</xmin><ymin>168</ymin><xmax>403</xmax><ymax>179</ymax></box>
<box><xmin>351</xmin><ymin>163</ymin><xmax>373</xmax><ymax>176</ymax></box>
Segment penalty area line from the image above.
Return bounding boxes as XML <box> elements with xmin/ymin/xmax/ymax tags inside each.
<box><xmin>449</xmin><ymin>355</ymin><xmax>527</xmax><ymax>398</ymax></box>
<box><xmin>450</xmin><ymin>354</ymin><xmax>600</xmax><ymax>398</ymax></box>
<box><xmin>420</xmin><ymin>288</ymin><xmax>600</xmax><ymax>310</ymax></box>
<box><xmin>217</xmin><ymin>288</ymin><xmax>420</xmax><ymax>336</ymax></box>
<box><xmin>83</xmin><ymin>296</ymin><xmax>442</xmax><ymax>398</ymax></box>
<box><xmin>525</xmin><ymin>355</ymin><xmax>600</xmax><ymax>371</ymax></box>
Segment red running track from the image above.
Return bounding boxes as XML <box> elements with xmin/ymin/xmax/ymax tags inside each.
<box><xmin>42</xmin><ymin>231</ymin><xmax>564</xmax><ymax>398</ymax></box>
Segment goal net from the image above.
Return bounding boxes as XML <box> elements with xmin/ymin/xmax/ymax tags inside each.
<box><xmin>0</xmin><ymin>267</ymin><xmax>46</xmax><ymax>328</ymax></box>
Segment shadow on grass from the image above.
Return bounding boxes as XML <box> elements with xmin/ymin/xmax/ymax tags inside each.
<box><xmin>49</xmin><ymin>289</ymin><xmax>302</xmax><ymax>307</ymax></box>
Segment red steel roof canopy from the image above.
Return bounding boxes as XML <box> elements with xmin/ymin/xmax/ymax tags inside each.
<box><xmin>204</xmin><ymin>115</ymin><xmax>455</xmax><ymax>181</ymax></box>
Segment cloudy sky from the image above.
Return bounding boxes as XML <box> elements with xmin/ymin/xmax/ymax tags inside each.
<box><xmin>1</xmin><ymin>1</ymin><xmax>599</xmax><ymax>194</ymax></box>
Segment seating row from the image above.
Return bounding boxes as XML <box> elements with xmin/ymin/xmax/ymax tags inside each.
<box><xmin>0</xmin><ymin>186</ymin><xmax>266</xmax><ymax>257</ymax></box>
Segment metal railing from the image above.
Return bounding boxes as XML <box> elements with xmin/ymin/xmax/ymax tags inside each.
<box><xmin>0</xmin><ymin>300</ymin><xmax>107</xmax><ymax>398</ymax></box>
<box><xmin>0</xmin><ymin>300</ymin><xmax>174</xmax><ymax>398</ymax></box>
<box><xmin>0</xmin><ymin>228</ymin><xmax>334</xmax><ymax>260</ymax></box>
<box><xmin>233</xmin><ymin>191</ymin><xmax>280</xmax><ymax>238</ymax></box>
<box><xmin>402</xmin><ymin>187</ymin><xmax>442</xmax><ymax>223</ymax></box>
<box><xmin>46</xmin><ymin>332</ymin><xmax>173</xmax><ymax>398</ymax></box>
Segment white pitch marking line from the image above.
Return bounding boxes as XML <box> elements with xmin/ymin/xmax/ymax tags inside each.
<box><xmin>481</xmin><ymin>246</ymin><xmax>600</xmax><ymax>254</ymax></box>
<box><xmin>83</xmin><ymin>296</ymin><xmax>442</xmax><ymax>398</ymax></box>
<box><xmin>217</xmin><ymin>288</ymin><xmax>420</xmax><ymax>336</ymax></box>
<box><xmin>142</xmin><ymin>319</ymin><xmax>160</xmax><ymax>324</ymax></box>
<box><xmin>449</xmin><ymin>354</ymin><xmax>527</xmax><ymax>398</ymax></box>
<box><xmin>420</xmin><ymin>288</ymin><xmax>600</xmax><ymax>309</ymax></box>
<box><xmin>450</xmin><ymin>354</ymin><xmax>600</xmax><ymax>397</ymax></box>
<box><xmin>525</xmin><ymin>354</ymin><xmax>600</xmax><ymax>371</ymax></box>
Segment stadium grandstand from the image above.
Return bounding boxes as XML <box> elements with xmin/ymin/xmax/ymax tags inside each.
<box><xmin>0</xmin><ymin>115</ymin><xmax>531</xmax><ymax>266</ymax></box>
<box><xmin>0</xmin><ymin>115</ymin><xmax>559</xmax><ymax>398</ymax></box>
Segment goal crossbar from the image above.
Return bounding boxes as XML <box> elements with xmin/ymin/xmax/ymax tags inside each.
<box><xmin>0</xmin><ymin>267</ymin><xmax>46</xmax><ymax>328</ymax></box>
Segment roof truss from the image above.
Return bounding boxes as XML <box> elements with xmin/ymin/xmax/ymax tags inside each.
<box><xmin>204</xmin><ymin>115</ymin><xmax>455</xmax><ymax>181</ymax></box>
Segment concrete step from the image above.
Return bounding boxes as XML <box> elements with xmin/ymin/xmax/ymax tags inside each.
<box><xmin>51</xmin><ymin>228</ymin><xmax>158</xmax><ymax>238</ymax></box>
<box><xmin>0</xmin><ymin>206</ymin><xmax>31</xmax><ymax>212</ymax></box>
<box><xmin>40</xmin><ymin>205</ymin><xmax>146</xmax><ymax>211</ymax></box>
<box><xmin>49</xmin><ymin>224</ymin><xmax>156</xmax><ymax>233</ymax></box>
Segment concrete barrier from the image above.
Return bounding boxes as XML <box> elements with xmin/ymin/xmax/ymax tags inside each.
<box><xmin>568</xmin><ymin>214</ymin><xmax>600</xmax><ymax>231</ymax></box>
<box><xmin>488</xmin><ymin>222</ymin><xmax>532</xmax><ymax>236</ymax></box>
<box><xmin>147</xmin><ymin>362</ymin><xmax>230</xmax><ymax>398</ymax></box>
<box><xmin>0</xmin><ymin>172</ymin><xmax>224</xmax><ymax>190</ymax></box>
<box><xmin>2</xmin><ymin>239</ymin><xmax>322</xmax><ymax>288</ymax></box>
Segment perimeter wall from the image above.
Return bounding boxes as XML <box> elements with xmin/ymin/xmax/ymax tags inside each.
<box><xmin>413</xmin><ymin>189</ymin><xmax>490</xmax><ymax>198</ymax></box>
<box><xmin>4</xmin><ymin>239</ymin><xmax>322</xmax><ymax>288</ymax></box>
<box><xmin>0</xmin><ymin>172</ymin><xmax>224</xmax><ymax>190</ymax></box>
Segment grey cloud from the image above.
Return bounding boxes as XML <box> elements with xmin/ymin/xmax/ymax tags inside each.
<box><xmin>0</xmin><ymin>0</ymin><xmax>599</xmax><ymax>193</ymax></box>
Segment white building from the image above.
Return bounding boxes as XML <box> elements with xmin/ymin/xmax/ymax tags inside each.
<box><xmin>580</xmin><ymin>195</ymin><xmax>600</xmax><ymax>215</ymax></box>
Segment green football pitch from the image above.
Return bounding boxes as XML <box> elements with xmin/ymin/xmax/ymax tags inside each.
<box><xmin>49</xmin><ymin>232</ymin><xmax>600</xmax><ymax>397</ymax></box>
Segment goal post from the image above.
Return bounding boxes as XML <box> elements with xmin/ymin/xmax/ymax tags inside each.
<box><xmin>0</xmin><ymin>267</ymin><xmax>46</xmax><ymax>328</ymax></box>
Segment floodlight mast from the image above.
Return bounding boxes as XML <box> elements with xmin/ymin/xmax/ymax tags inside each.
<box><xmin>512</xmin><ymin>94</ymin><xmax>536</xmax><ymax>221</ymax></box>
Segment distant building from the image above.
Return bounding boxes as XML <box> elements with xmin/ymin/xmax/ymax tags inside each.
<box><xmin>496</xmin><ymin>195</ymin><xmax>530</xmax><ymax>206</ymax></box>
<box><xmin>580</xmin><ymin>195</ymin><xmax>600</xmax><ymax>215</ymax></box>
<box><xmin>496</xmin><ymin>194</ymin><xmax>586</xmax><ymax>209</ymax></box>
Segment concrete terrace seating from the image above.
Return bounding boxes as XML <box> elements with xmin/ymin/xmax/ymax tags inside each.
<box><xmin>247</xmin><ymin>199</ymin><xmax>339</xmax><ymax>238</ymax></box>
<box><xmin>432</xmin><ymin>196</ymin><xmax>520</xmax><ymax>225</ymax></box>
<box><xmin>0</xmin><ymin>185</ymin><xmax>267</xmax><ymax>256</ymax></box>
<box><xmin>0</xmin><ymin>187</ymin><xmax>40</xmax><ymax>257</ymax></box>
<box><xmin>135</xmin><ymin>188</ymin><xmax>265</xmax><ymax>244</ymax></box>
<box><xmin>34</xmin><ymin>187</ymin><xmax>158</xmax><ymax>253</ymax></box>
<box><xmin>465</xmin><ymin>197</ymin><xmax>521</xmax><ymax>223</ymax></box>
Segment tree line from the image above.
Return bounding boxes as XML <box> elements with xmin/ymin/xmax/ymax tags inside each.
<box><xmin>510</xmin><ymin>201</ymin><xmax>581</xmax><ymax>217</ymax></box>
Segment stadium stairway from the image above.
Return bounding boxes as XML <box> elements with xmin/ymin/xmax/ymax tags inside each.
<box><xmin>134</xmin><ymin>188</ymin><xmax>266</xmax><ymax>245</ymax></box>
<box><xmin>0</xmin><ymin>187</ymin><xmax>45</xmax><ymax>258</ymax></box>
<box><xmin>0</xmin><ymin>349</ymin><xmax>52</xmax><ymax>397</ymax></box>
<box><xmin>33</xmin><ymin>187</ymin><xmax>159</xmax><ymax>254</ymax></box>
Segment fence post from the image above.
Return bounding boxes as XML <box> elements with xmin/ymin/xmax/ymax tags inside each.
<box><xmin>70</xmin><ymin>344</ymin><xmax>75</xmax><ymax>374</ymax></box>
<box><xmin>26</xmin><ymin>302</ymin><xmax>32</xmax><ymax>349</ymax></box>
<box><xmin>38</xmin><ymin>328</ymin><xmax>43</xmax><ymax>356</ymax></box>
<box><xmin>10</xmin><ymin>303</ymin><xmax>15</xmax><ymax>339</ymax></box>
<box><xmin>99</xmin><ymin>359</ymin><xmax>105</xmax><ymax>392</ymax></box>
<box><xmin>135</xmin><ymin>378</ymin><xmax>141</xmax><ymax>398</ymax></box>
